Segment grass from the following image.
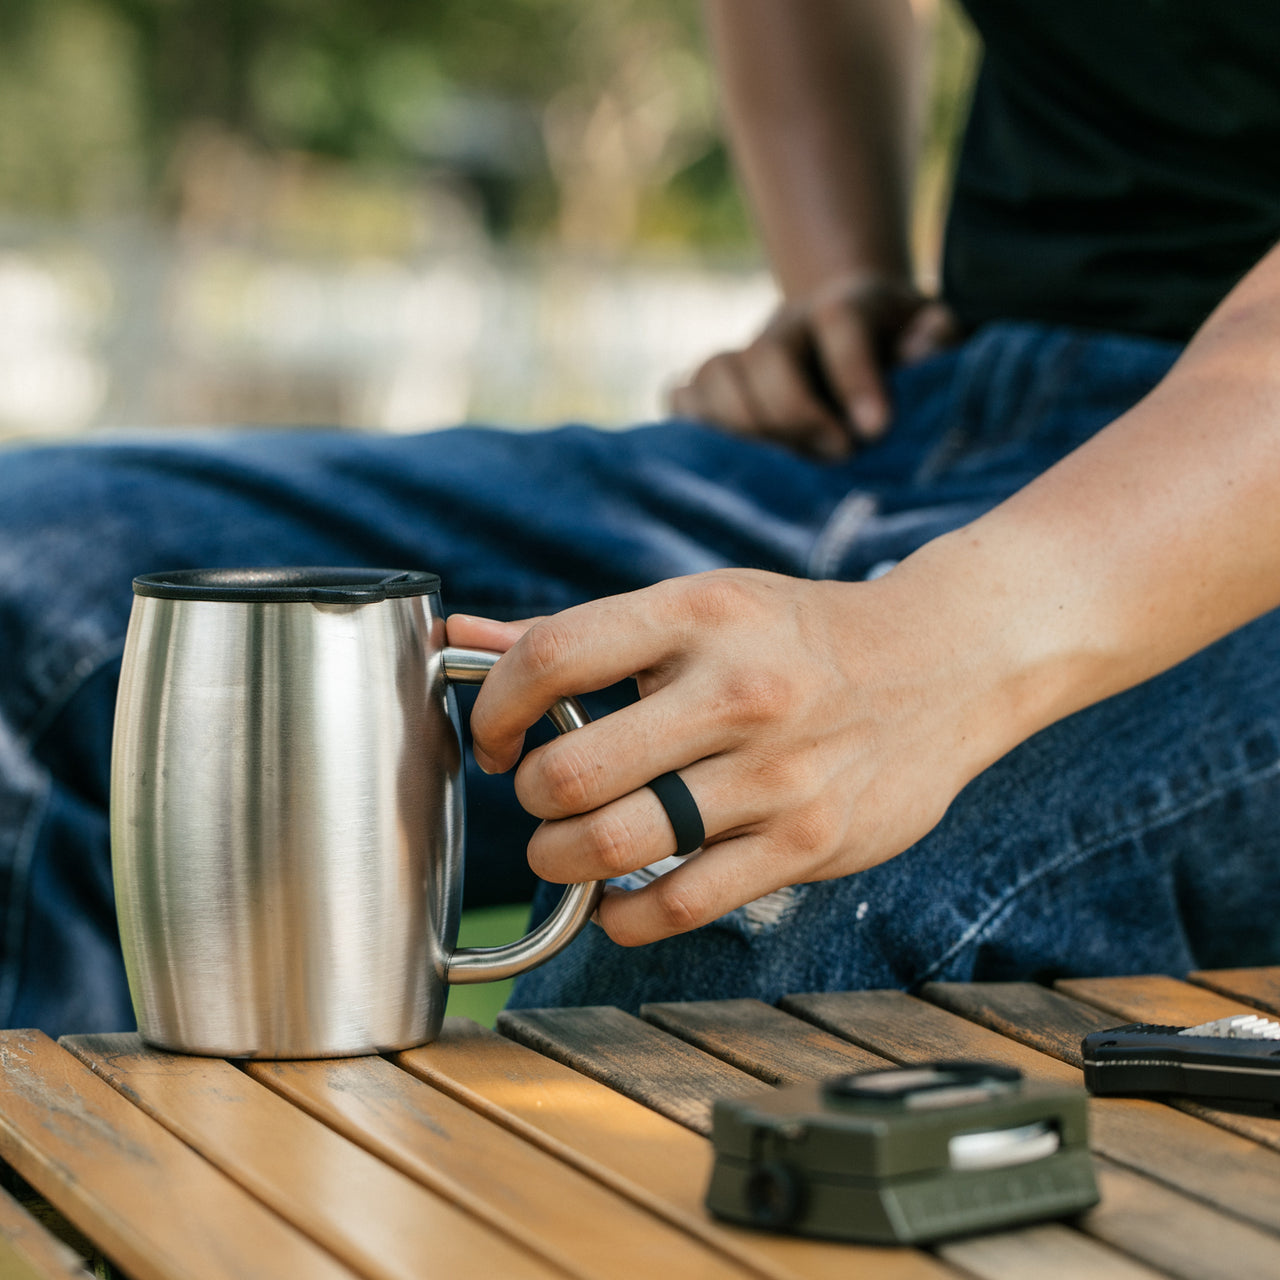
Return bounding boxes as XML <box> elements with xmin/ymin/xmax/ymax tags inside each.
<box><xmin>445</xmin><ymin>901</ymin><xmax>534</xmax><ymax>1028</ymax></box>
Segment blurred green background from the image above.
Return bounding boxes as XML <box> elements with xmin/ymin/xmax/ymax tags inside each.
<box><xmin>452</xmin><ymin>902</ymin><xmax>534</xmax><ymax>1026</ymax></box>
<box><xmin>0</xmin><ymin>0</ymin><xmax>978</xmax><ymax>1024</ymax></box>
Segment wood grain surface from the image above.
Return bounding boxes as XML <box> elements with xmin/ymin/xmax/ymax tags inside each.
<box><xmin>938</xmin><ymin>1222</ymin><xmax>1167</xmax><ymax>1280</ymax></box>
<box><xmin>10</xmin><ymin>975</ymin><xmax>1280</xmax><ymax>1280</ymax></box>
<box><xmin>1057</xmin><ymin>973</ymin><xmax>1271</xmax><ymax>1031</ymax></box>
<box><xmin>63</xmin><ymin>1032</ymin><xmax>558</xmax><ymax>1280</ymax></box>
<box><xmin>780</xmin><ymin>989</ymin><xmax>1280</xmax><ymax>1278</ymax></box>
<box><xmin>641</xmin><ymin>997</ymin><xmax>889</xmax><ymax>1083</ymax></box>
<box><xmin>1088</xmin><ymin>1157</ymin><xmax>1280</xmax><ymax>1280</ymax></box>
<box><xmin>918</xmin><ymin>982</ymin><xmax>1280</xmax><ymax>1279</ymax></box>
<box><xmin>0</xmin><ymin>1030</ymin><xmax>357</xmax><ymax>1280</ymax></box>
<box><xmin>1192</xmin><ymin>966</ymin><xmax>1280</xmax><ymax>1013</ymax></box>
<box><xmin>499</xmin><ymin>1005</ymin><xmax>761</xmax><ymax>1132</ymax></box>
<box><xmin>0</xmin><ymin>1182</ymin><xmax>87</xmax><ymax>1280</ymax></box>
<box><xmin>922</xmin><ymin>981</ymin><xmax>1119</xmax><ymax>1067</ymax></box>
<box><xmin>666</xmin><ymin>993</ymin><xmax>1280</xmax><ymax>1280</ymax></box>
<box><xmin>246</xmin><ymin>1051</ymin><xmax>751</xmax><ymax>1280</ymax></box>
<box><xmin>496</xmin><ymin>1004</ymin><xmax>1173</xmax><ymax>1280</ymax></box>
<box><xmin>401</xmin><ymin>1017</ymin><xmax>959</xmax><ymax>1280</ymax></box>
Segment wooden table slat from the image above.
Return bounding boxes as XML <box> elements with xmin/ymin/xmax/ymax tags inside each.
<box><xmin>245</xmin><ymin>1049</ymin><xmax>751</xmax><ymax>1280</ymax></box>
<box><xmin>1190</xmin><ymin>967</ymin><xmax>1280</xmax><ymax>1013</ymax></box>
<box><xmin>1057</xmin><ymin>973</ymin><xmax>1275</xmax><ymax>1031</ymax></box>
<box><xmin>641</xmin><ymin>997</ymin><xmax>890</xmax><ymax>1083</ymax></box>
<box><xmin>63</xmin><ymin>1032</ymin><xmax>559</xmax><ymax>1280</ymax></box>
<box><xmin>498</xmin><ymin>1005</ymin><xmax>761</xmax><ymax>1133</ymax></box>
<box><xmin>937</xmin><ymin>1221</ymin><xmax>1168</xmax><ymax>1280</ymax></box>
<box><xmin>923</xmin><ymin>980</ymin><xmax>1120</xmax><ymax>1067</ymax></box>
<box><xmin>399</xmin><ymin>1017</ymin><xmax>959</xmax><ymax>1280</ymax></box>
<box><xmin>0</xmin><ymin>1030</ymin><xmax>358</xmax><ymax>1280</ymax></box>
<box><xmin>780</xmin><ymin>990</ymin><xmax>1280</xmax><ymax>1245</ymax></box>
<box><xmin>1088</xmin><ymin>1157</ymin><xmax>1280</xmax><ymax>1280</ymax></box>
<box><xmin>0</xmin><ymin>1182</ymin><xmax>89</xmax><ymax>1280</ymax></box>
<box><xmin>13</xmin><ymin>971</ymin><xmax>1279</xmax><ymax>1280</ymax></box>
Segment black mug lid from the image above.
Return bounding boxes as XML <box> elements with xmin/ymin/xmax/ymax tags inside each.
<box><xmin>132</xmin><ymin>567</ymin><xmax>441</xmax><ymax>604</ymax></box>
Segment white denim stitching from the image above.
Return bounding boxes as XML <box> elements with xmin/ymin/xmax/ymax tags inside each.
<box><xmin>914</xmin><ymin>745</ymin><xmax>1280</xmax><ymax>986</ymax></box>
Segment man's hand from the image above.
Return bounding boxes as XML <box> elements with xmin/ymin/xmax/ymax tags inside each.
<box><xmin>447</xmin><ymin>562</ymin><xmax>1008</xmax><ymax>948</ymax></box>
<box><xmin>456</xmin><ymin>235</ymin><xmax>1280</xmax><ymax>951</ymax></box>
<box><xmin>668</xmin><ymin>274</ymin><xmax>957</xmax><ymax>460</ymax></box>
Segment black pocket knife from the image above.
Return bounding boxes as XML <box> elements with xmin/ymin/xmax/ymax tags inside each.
<box><xmin>1082</xmin><ymin>1013</ymin><xmax>1280</xmax><ymax>1107</ymax></box>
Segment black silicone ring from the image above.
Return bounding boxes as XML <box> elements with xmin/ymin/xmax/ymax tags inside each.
<box><xmin>647</xmin><ymin>771</ymin><xmax>705</xmax><ymax>858</ymax></box>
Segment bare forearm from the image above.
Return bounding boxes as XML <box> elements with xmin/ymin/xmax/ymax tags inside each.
<box><xmin>703</xmin><ymin>0</ymin><xmax>920</xmax><ymax>298</ymax></box>
<box><xmin>915</xmin><ymin>241</ymin><xmax>1280</xmax><ymax>768</ymax></box>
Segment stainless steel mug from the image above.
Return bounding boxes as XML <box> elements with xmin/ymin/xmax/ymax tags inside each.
<box><xmin>110</xmin><ymin>567</ymin><xmax>604</xmax><ymax>1058</ymax></box>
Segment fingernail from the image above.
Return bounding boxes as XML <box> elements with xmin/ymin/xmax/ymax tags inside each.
<box><xmin>473</xmin><ymin>748</ymin><xmax>499</xmax><ymax>775</ymax></box>
<box><xmin>849</xmin><ymin>395</ymin><xmax>888</xmax><ymax>439</ymax></box>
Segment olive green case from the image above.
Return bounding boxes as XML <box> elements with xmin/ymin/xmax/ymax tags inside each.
<box><xmin>705</xmin><ymin>1063</ymin><xmax>1098</xmax><ymax>1244</ymax></box>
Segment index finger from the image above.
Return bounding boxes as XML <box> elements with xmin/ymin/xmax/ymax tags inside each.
<box><xmin>468</xmin><ymin>586</ymin><xmax>687</xmax><ymax>773</ymax></box>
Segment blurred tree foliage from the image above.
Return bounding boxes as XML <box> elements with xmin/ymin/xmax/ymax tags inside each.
<box><xmin>0</xmin><ymin>0</ymin><xmax>975</xmax><ymax>260</ymax></box>
<box><xmin>0</xmin><ymin>0</ymin><xmax>742</xmax><ymax>247</ymax></box>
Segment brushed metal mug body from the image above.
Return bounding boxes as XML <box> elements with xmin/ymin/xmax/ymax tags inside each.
<box><xmin>110</xmin><ymin>568</ymin><xmax>603</xmax><ymax>1058</ymax></box>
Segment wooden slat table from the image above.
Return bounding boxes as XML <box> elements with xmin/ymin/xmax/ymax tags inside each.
<box><xmin>3</xmin><ymin>969</ymin><xmax>1280</xmax><ymax>1279</ymax></box>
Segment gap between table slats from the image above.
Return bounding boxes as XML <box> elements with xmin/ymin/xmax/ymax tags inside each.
<box><xmin>399</xmin><ymin>1017</ymin><xmax>957</xmax><ymax>1280</ymax></box>
<box><xmin>0</xmin><ymin>1180</ymin><xmax>88</xmax><ymax>1280</ymax></box>
<box><xmin>0</xmin><ymin>1030</ymin><xmax>358</xmax><ymax>1280</ymax></box>
<box><xmin>783</xmin><ymin>988</ymin><xmax>1280</xmax><ymax>1250</ymax></box>
<box><xmin>645</xmin><ymin>993</ymin><xmax>1280</xmax><ymax>1280</ymax></box>
<box><xmin>500</xmin><ymin>1003</ymin><xmax>1170</xmax><ymax>1280</ymax></box>
<box><xmin>1192</xmin><ymin>967</ymin><xmax>1280</xmax><ymax>1013</ymax></box>
<box><xmin>927</xmin><ymin>974</ymin><xmax>1280</xmax><ymax>1152</ymax></box>
<box><xmin>63</xmin><ymin>1032</ymin><xmax>560</xmax><ymax>1280</ymax></box>
<box><xmin>242</xmin><ymin>1049</ymin><xmax>753</xmax><ymax>1280</ymax></box>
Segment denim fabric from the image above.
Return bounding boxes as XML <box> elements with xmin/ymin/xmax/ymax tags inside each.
<box><xmin>2</xmin><ymin>320</ymin><xmax>1276</xmax><ymax>1036</ymax></box>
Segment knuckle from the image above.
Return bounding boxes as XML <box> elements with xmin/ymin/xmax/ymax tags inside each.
<box><xmin>519</xmin><ymin>620</ymin><xmax>576</xmax><ymax>683</ymax></box>
<box><xmin>681</xmin><ymin>574</ymin><xmax>756</xmax><ymax>627</ymax></box>
<box><xmin>749</xmin><ymin>747</ymin><xmax>801</xmax><ymax>795</ymax></box>
<box><xmin>690</xmin><ymin>354</ymin><xmax>732</xmax><ymax>396</ymax></box>
<box><xmin>579</xmin><ymin>810</ymin><xmax>640</xmax><ymax>876</ymax></box>
<box><xmin>746</xmin><ymin>346</ymin><xmax>814</xmax><ymax>417</ymax></box>
<box><xmin>686</xmin><ymin>363</ymin><xmax>713</xmax><ymax>395</ymax></box>
<box><xmin>702</xmin><ymin>351</ymin><xmax>740</xmax><ymax>379</ymax></box>
<box><xmin>810</xmin><ymin>290</ymin><xmax>860</xmax><ymax>330</ymax></box>
<box><xmin>705</xmin><ymin>353</ymin><xmax>750</xmax><ymax>397</ymax></box>
<box><xmin>650</xmin><ymin>875</ymin><xmax>713</xmax><ymax>934</ymax></box>
<box><xmin>687</xmin><ymin>355</ymin><xmax>750</xmax><ymax>426</ymax></box>
<box><xmin>719</xmin><ymin>667</ymin><xmax>791</xmax><ymax>724</ymax></box>
<box><xmin>782</xmin><ymin>808</ymin><xmax>838</xmax><ymax>859</ymax></box>
<box><xmin>744</xmin><ymin>332</ymin><xmax>788</xmax><ymax>370</ymax></box>
<box><xmin>529</xmin><ymin>744</ymin><xmax>598</xmax><ymax>815</ymax></box>
<box><xmin>523</xmin><ymin>824</ymin><xmax>559</xmax><ymax>879</ymax></box>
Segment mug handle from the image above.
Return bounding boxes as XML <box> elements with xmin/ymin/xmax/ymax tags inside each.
<box><xmin>441</xmin><ymin>646</ymin><xmax>605</xmax><ymax>984</ymax></box>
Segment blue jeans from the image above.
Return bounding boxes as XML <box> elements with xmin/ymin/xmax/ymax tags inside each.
<box><xmin>3</xmin><ymin>322</ymin><xmax>1278</xmax><ymax>1036</ymax></box>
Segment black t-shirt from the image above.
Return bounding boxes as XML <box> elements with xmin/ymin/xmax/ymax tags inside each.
<box><xmin>944</xmin><ymin>0</ymin><xmax>1280</xmax><ymax>340</ymax></box>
